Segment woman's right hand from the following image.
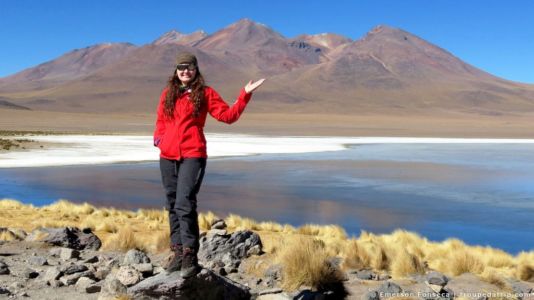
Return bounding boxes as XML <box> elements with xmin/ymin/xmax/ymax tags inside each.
<box><xmin>244</xmin><ymin>78</ymin><xmax>266</xmax><ymax>94</ymax></box>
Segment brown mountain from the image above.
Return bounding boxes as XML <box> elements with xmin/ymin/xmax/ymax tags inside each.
<box><xmin>259</xmin><ymin>25</ymin><xmax>534</xmax><ymax>115</ymax></box>
<box><xmin>0</xmin><ymin>43</ymin><xmax>136</xmax><ymax>93</ymax></box>
<box><xmin>0</xmin><ymin>19</ymin><xmax>533</xmax><ymax>118</ymax></box>
<box><xmin>194</xmin><ymin>19</ymin><xmax>324</xmax><ymax>75</ymax></box>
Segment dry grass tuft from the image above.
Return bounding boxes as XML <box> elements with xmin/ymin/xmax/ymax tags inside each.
<box><xmin>225</xmin><ymin>214</ymin><xmax>259</xmax><ymax>230</ymax></box>
<box><xmin>447</xmin><ymin>250</ymin><xmax>485</xmax><ymax>276</ymax></box>
<box><xmin>516</xmin><ymin>263</ymin><xmax>534</xmax><ymax>282</ymax></box>
<box><xmin>136</xmin><ymin>209</ymin><xmax>166</xmax><ymax>222</ymax></box>
<box><xmin>391</xmin><ymin>248</ymin><xmax>426</xmax><ymax>278</ymax></box>
<box><xmin>276</xmin><ymin>236</ymin><xmax>344</xmax><ymax>291</ymax></box>
<box><xmin>258</xmin><ymin>221</ymin><xmax>284</xmax><ymax>232</ymax></box>
<box><xmin>41</xmin><ymin>199</ymin><xmax>95</xmax><ymax>215</ymax></box>
<box><xmin>0</xmin><ymin>231</ymin><xmax>18</xmax><ymax>241</ymax></box>
<box><xmin>297</xmin><ymin>224</ymin><xmax>347</xmax><ymax>240</ymax></box>
<box><xmin>0</xmin><ymin>199</ymin><xmax>30</xmax><ymax>209</ymax></box>
<box><xmin>102</xmin><ymin>227</ymin><xmax>145</xmax><ymax>252</ymax></box>
<box><xmin>480</xmin><ymin>268</ymin><xmax>511</xmax><ymax>290</ymax></box>
<box><xmin>342</xmin><ymin>238</ymin><xmax>370</xmax><ymax>270</ymax></box>
<box><xmin>198</xmin><ymin>211</ymin><xmax>219</xmax><ymax>231</ymax></box>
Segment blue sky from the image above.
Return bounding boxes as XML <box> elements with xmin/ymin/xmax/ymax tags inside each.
<box><xmin>1</xmin><ymin>0</ymin><xmax>533</xmax><ymax>83</ymax></box>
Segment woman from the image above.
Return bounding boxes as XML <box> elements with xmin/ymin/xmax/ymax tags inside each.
<box><xmin>154</xmin><ymin>52</ymin><xmax>265</xmax><ymax>278</ymax></box>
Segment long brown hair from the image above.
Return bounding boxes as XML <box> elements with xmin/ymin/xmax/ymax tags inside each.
<box><xmin>164</xmin><ymin>66</ymin><xmax>205</xmax><ymax>119</ymax></box>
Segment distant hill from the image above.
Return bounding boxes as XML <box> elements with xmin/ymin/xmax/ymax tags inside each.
<box><xmin>1</xmin><ymin>18</ymin><xmax>533</xmax><ymax>116</ymax></box>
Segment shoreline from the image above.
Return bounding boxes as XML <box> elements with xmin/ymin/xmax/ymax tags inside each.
<box><xmin>2</xmin><ymin>133</ymin><xmax>534</xmax><ymax>168</ymax></box>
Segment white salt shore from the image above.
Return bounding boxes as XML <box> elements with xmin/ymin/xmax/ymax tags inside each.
<box><xmin>1</xmin><ymin>134</ymin><xmax>534</xmax><ymax>168</ymax></box>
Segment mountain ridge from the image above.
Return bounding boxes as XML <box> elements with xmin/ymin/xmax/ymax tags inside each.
<box><xmin>0</xmin><ymin>18</ymin><xmax>532</xmax><ymax>116</ymax></box>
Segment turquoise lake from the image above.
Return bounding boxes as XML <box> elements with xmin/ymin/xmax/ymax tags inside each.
<box><xmin>1</xmin><ymin>143</ymin><xmax>533</xmax><ymax>254</ymax></box>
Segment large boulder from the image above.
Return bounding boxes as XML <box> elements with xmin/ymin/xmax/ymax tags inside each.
<box><xmin>198</xmin><ymin>229</ymin><xmax>262</xmax><ymax>273</ymax></box>
<box><xmin>123</xmin><ymin>249</ymin><xmax>151</xmax><ymax>265</ymax></box>
<box><xmin>41</xmin><ymin>227</ymin><xmax>101</xmax><ymax>250</ymax></box>
<box><xmin>128</xmin><ymin>268</ymin><xmax>250</xmax><ymax>300</ymax></box>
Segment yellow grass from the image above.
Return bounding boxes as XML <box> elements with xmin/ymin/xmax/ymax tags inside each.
<box><xmin>0</xmin><ymin>231</ymin><xmax>18</xmax><ymax>241</ymax></box>
<box><xmin>1</xmin><ymin>198</ymin><xmax>533</xmax><ymax>290</ymax></box>
<box><xmin>198</xmin><ymin>211</ymin><xmax>219</xmax><ymax>231</ymax></box>
<box><xmin>275</xmin><ymin>236</ymin><xmax>344</xmax><ymax>291</ymax></box>
<box><xmin>390</xmin><ymin>247</ymin><xmax>426</xmax><ymax>278</ymax></box>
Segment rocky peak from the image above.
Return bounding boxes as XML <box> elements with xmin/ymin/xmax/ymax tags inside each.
<box><xmin>293</xmin><ymin>33</ymin><xmax>352</xmax><ymax>50</ymax></box>
<box><xmin>195</xmin><ymin>18</ymin><xmax>285</xmax><ymax>51</ymax></box>
<box><xmin>153</xmin><ymin>30</ymin><xmax>207</xmax><ymax>45</ymax></box>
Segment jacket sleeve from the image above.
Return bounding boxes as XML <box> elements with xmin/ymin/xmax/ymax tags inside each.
<box><xmin>153</xmin><ymin>89</ymin><xmax>167</xmax><ymax>146</ymax></box>
<box><xmin>206</xmin><ymin>87</ymin><xmax>252</xmax><ymax>124</ymax></box>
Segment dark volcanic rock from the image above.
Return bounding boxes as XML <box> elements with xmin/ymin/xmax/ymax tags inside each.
<box><xmin>0</xmin><ymin>260</ymin><xmax>10</xmax><ymax>275</ymax></box>
<box><xmin>199</xmin><ymin>230</ymin><xmax>262</xmax><ymax>272</ymax></box>
<box><xmin>128</xmin><ymin>268</ymin><xmax>250</xmax><ymax>300</ymax></box>
<box><xmin>42</xmin><ymin>227</ymin><xmax>101</xmax><ymax>250</ymax></box>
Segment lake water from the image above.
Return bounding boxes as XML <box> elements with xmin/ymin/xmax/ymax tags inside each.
<box><xmin>1</xmin><ymin>142</ymin><xmax>533</xmax><ymax>254</ymax></box>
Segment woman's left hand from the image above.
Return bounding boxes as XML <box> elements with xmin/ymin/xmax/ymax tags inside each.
<box><xmin>244</xmin><ymin>78</ymin><xmax>266</xmax><ymax>94</ymax></box>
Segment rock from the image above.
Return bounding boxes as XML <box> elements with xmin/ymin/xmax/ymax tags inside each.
<box><xmin>59</xmin><ymin>247</ymin><xmax>80</xmax><ymax>260</ymax></box>
<box><xmin>376</xmin><ymin>281</ymin><xmax>403</xmax><ymax>295</ymax></box>
<box><xmin>511</xmin><ymin>281</ymin><xmax>533</xmax><ymax>294</ymax></box>
<box><xmin>76</xmin><ymin>276</ymin><xmax>101</xmax><ymax>293</ymax></box>
<box><xmin>259</xmin><ymin>288</ymin><xmax>284</xmax><ymax>295</ymax></box>
<box><xmin>264</xmin><ymin>264</ymin><xmax>282</xmax><ymax>281</ymax></box>
<box><xmin>123</xmin><ymin>249</ymin><xmax>150</xmax><ymax>265</ymax></box>
<box><xmin>420</xmin><ymin>285</ymin><xmax>454</xmax><ymax>300</ymax></box>
<box><xmin>60</xmin><ymin>263</ymin><xmax>89</xmax><ymax>275</ymax></box>
<box><xmin>292</xmin><ymin>289</ymin><xmax>338</xmax><ymax>300</ymax></box>
<box><xmin>42</xmin><ymin>266</ymin><xmax>63</xmax><ymax>282</ymax></box>
<box><xmin>362</xmin><ymin>290</ymin><xmax>380</xmax><ymax>300</ymax></box>
<box><xmin>425</xmin><ymin>271</ymin><xmax>449</xmax><ymax>287</ymax></box>
<box><xmin>29</xmin><ymin>256</ymin><xmax>48</xmax><ymax>266</ymax></box>
<box><xmin>60</xmin><ymin>270</ymin><xmax>93</xmax><ymax>286</ymax></box>
<box><xmin>9</xmin><ymin>282</ymin><xmax>24</xmax><ymax>290</ymax></box>
<box><xmin>207</xmin><ymin>228</ymin><xmax>228</xmax><ymax>237</ymax></box>
<box><xmin>48</xmin><ymin>280</ymin><xmax>64</xmax><ymax>288</ymax></box>
<box><xmin>84</xmin><ymin>255</ymin><xmax>99</xmax><ymax>264</ymax></box>
<box><xmin>49</xmin><ymin>247</ymin><xmax>62</xmax><ymax>257</ymax></box>
<box><xmin>128</xmin><ymin>268</ymin><xmax>250</xmax><ymax>299</ymax></box>
<box><xmin>0</xmin><ymin>287</ymin><xmax>11</xmax><ymax>296</ymax></box>
<box><xmin>103</xmin><ymin>256</ymin><xmax>121</xmax><ymax>269</ymax></box>
<box><xmin>99</xmin><ymin>276</ymin><xmax>127</xmax><ymax>299</ymax></box>
<box><xmin>211</xmin><ymin>219</ymin><xmax>227</xmax><ymax>229</ymax></box>
<box><xmin>6</xmin><ymin>228</ymin><xmax>27</xmax><ymax>240</ymax></box>
<box><xmin>257</xmin><ymin>294</ymin><xmax>292</xmax><ymax>300</ymax></box>
<box><xmin>94</xmin><ymin>266</ymin><xmax>112</xmax><ymax>281</ymax></box>
<box><xmin>247</xmin><ymin>244</ymin><xmax>262</xmax><ymax>256</ymax></box>
<box><xmin>116</xmin><ymin>266</ymin><xmax>143</xmax><ymax>287</ymax></box>
<box><xmin>153</xmin><ymin>266</ymin><xmax>165</xmax><ymax>275</ymax></box>
<box><xmin>133</xmin><ymin>263</ymin><xmax>153</xmax><ymax>276</ymax></box>
<box><xmin>42</xmin><ymin>227</ymin><xmax>102</xmax><ymax>250</ymax></box>
<box><xmin>427</xmin><ymin>283</ymin><xmax>444</xmax><ymax>293</ymax></box>
<box><xmin>378</xmin><ymin>273</ymin><xmax>392</xmax><ymax>281</ymax></box>
<box><xmin>0</xmin><ymin>260</ymin><xmax>10</xmax><ymax>275</ymax></box>
<box><xmin>21</xmin><ymin>267</ymin><xmax>39</xmax><ymax>279</ymax></box>
<box><xmin>356</xmin><ymin>269</ymin><xmax>375</xmax><ymax>280</ymax></box>
<box><xmin>198</xmin><ymin>230</ymin><xmax>262</xmax><ymax>269</ymax></box>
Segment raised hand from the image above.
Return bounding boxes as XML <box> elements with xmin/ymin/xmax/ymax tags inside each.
<box><xmin>244</xmin><ymin>78</ymin><xmax>266</xmax><ymax>94</ymax></box>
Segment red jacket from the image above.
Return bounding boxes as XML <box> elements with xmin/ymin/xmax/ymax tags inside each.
<box><xmin>153</xmin><ymin>86</ymin><xmax>252</xmax><ymax>160</ymax></box>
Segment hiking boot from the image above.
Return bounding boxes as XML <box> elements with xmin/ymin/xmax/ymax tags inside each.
<box><xmin>180</xmin><ymin>247</ymin><xmax>200</xmax><ymax>278</ymax></box>
<box><xmin>166</xmin><ymin>244</ymin><xmax>183</xmax><ymax>273</ymax></box>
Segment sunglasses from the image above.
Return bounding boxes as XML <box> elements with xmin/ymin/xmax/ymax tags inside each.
<box><xmin>176</xmin><ymin>64</ymin><xmax>197</xmax><ymax>71</ymax></box>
